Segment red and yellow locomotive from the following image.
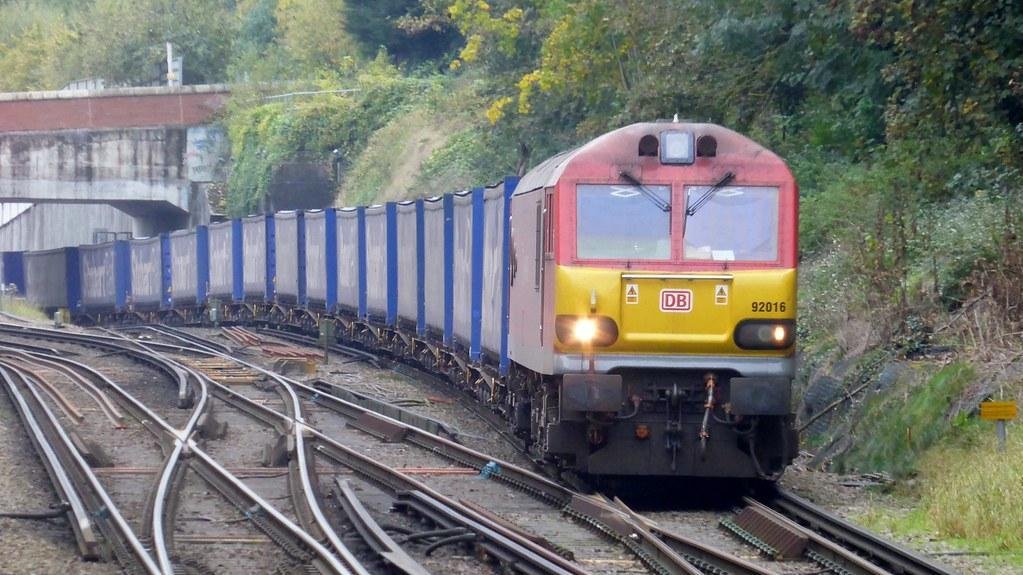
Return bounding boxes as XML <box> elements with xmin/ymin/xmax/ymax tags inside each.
<box><xmin>507</xmin><ymin>121</ymin><xmax>798</xmax><ymax>479</ymax></box>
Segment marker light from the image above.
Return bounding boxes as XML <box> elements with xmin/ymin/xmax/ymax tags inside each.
<box><xmin>734</xmin><ymin>320</ymin><xmax>796</xmax><ymax>350</ymax></box>
<box><xmin>660</xmin><ymin>131</ymin><xmax>694</xmax><ymax>165</ymax></box>
<box><xmin>555</xmin><ymin>315</ymin><xmax>619</xmax><ymax>347</ymax></box>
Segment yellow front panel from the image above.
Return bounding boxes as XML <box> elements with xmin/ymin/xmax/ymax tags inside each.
<box><xmin>553</xmin><ymin>266</ymin><xmax>796</xmax><ymax>357</ymax></box>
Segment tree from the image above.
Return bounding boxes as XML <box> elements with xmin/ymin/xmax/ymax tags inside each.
<box><xmin>0</xmin><ymin>1</ymin><xmax>76</xmax><ymax>91</ymax></box>
<box><xmin>344</xmin><ymin>0</ymin><xmax>459</xmax><ymax>64</ymax></box>
<box><xmin>70</xmin><ymin>0</ymin><xmax>236</xmax><ymax>86</ymax></box>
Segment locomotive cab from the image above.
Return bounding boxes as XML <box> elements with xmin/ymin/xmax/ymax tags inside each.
<box><xmin>508</xmin><ymin>121</ymin><xmax>799</xmax><ymax>479</ymax></box>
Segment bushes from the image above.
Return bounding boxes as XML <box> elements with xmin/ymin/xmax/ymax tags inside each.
<box><xmin>834</xmin><ymin>363</ymin><xmax>974</xmax><ymax>477</ymax></box>
<box><xmin>224</xmin><ymin>62</ymin><xmax>436</xmax><ymax>215</ymax></box>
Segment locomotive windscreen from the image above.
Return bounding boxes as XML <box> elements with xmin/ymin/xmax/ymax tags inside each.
<box><xmin>683</xmin><ymin>186</ymin><xmax>779</xmax><ymax>261</ymax></box>
<box><xmin>576</xmin><ymin>184</ymin><xmax>671</xmax><ymax>260</ymax></box>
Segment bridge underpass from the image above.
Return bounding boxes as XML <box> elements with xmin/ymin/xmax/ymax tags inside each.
<box><xmin>0</xmin><ymin>85</ymin><xmax>229</xmax><ymax>246</ymax></box>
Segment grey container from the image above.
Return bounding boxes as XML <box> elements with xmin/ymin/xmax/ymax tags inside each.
<box><xmin>80</xmin><ymin>243</ymin><xmax>117</xmax><ymax>309</ymax></box>
<box><xmin>481</xmin><ymin>184</ymin><xmax>506</xmax><ymax>360</ymax></box>
<box><xmin>208</xmin><ymin>220</ymin><xmax>235</xmax><ymax>299</ymax></box>
<box><xmin>396</xmin><ymin>201</ymin><xmax>418</xmax><ymax>328</ymax></box>
<box><xmin>130</xmin><ymin>236</ymin><xmax>163</xmax><ymax>308</ymax></box>
<box><xmin>275</xmin><ymin>211</ymin><xmax>300</xmax><ymax>303</ymax></box>
<box><xmin>451</xmin><ymin>191</ymin><xmax>474</xmax><ymax>349</ymax></box>
<box><xmin>25</xmin><ymin>249</ymin><xmax>69</xmax><ymax>310</ymax></box>
<box><xmin>364</xmin><ymin>205</ymin><xmax>388</xmax><ymax>319</ymax></box>
<box><xmin>242</xmin><ymin>215</ymin><xmax>268</xmax><ymax>300</ymax></box>
<box><xmin>337</xmin><ymin>208</ymin><xmax>360</xmax><ymax>312</ymax></box>
<box><xmin>170</xmin><ymin>229</ymin><xmax>198</xmax><ymax>304</ymax></box>
<box><xmin>422</xmin><ymin>197</ymin><xmax>445</xmax><ymax>334</ymax></box>
<box><xmin>305</xmin><ymin>210</ymin><xmax>328</xmax><ymax>306</ymax></box>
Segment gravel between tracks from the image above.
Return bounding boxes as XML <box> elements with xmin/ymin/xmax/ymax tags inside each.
<box><xmin>0</xmin><ymin>384</ymin><xmax>121</xmax><ymax>575</ymax></box>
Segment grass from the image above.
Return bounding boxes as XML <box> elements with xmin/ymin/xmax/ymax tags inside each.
<box><xmin>0</xmin><ymin>297</ymin><xmax>49</xmax><ymax>322</ymax></box>
<box><xmin>848</xmin><ymin>405</ymin><xmax>1023</xmax><ymax>572</ymax></box>
<box><xmin>918</xmin><ymin>424</ymin><xmax>1023</xmax><ymax>550</ymax></box>
<box><xmin>338</xmin><ymin>106</ymin><xmax>458</xmax><ymax>206</ymax></box>
<box><xmin>834</xmin><ymin>362</ymin><xmax>973</xmax><ymax>477</ymax></box>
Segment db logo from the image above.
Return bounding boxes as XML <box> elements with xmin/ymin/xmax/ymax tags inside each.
<box><xmin>660</xmin><ymin>289</ymin><xmax>693</xmax><ymax>312</ymax></box>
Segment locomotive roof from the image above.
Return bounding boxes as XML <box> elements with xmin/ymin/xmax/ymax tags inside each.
<box><xmin>514</xmin><ymin>121</ymin><xmax>778</xmax><ymax>195</ymax></box>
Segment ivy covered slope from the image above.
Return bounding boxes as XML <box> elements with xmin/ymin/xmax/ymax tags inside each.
<box><xmin>2</xmin><ymin>0</ymin><xmax>1022</xmax><ymax>555</ymax></box>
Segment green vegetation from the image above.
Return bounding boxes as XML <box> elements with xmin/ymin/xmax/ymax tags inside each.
<box><xmin>921</xmin><ymin>424</ymin><xmax>1023</xmax><ymax>550</ymax></box>
<box><xmin>0</xmin><ymin>297</ymin><xmax>50</xmax><ymax>322</ymax></box>
<box><xmin>835</xmin><ymin>363</ymin><xmax>973</xmax><ymax>477</ymax></box>
<box><xmin>854</xmin><ymin>425</ymin><xmax>1023</xmax><ymax>563</ymax></box>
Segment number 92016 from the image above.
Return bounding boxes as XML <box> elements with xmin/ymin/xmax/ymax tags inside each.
<box><xmin>751</xmin><ymin>301</ymin><xmax>787</xmax><ymax>313</ymax></box>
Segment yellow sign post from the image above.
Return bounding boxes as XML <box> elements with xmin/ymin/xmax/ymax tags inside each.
<box><xmin>980</xmin><ymin>401</ymin><xmax>1017</xmax><ymax>452</ymax></box>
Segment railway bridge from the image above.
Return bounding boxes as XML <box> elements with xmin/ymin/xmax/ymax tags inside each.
<box><xmin>0</xmin><ymin>84</ymin><xmax>229</xmax><ymax>240</ymax></box>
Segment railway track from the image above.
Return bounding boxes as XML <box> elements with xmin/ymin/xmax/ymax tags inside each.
<box><xmin>247</xmin><ymin>324</ymin><xmax>962</xmax><ymax>575</ymax></box>
<box><xmin>730</xmin><ymin>490</ymin><xmax>958</xmax><ymax>575</ymax></box>
<box><xmin>0</xmin><ymin>325</ymin><xmax>369</xmax><ymax>574</ymax></box>
<box><xmin>0</xmin><ymin>322</ymin><xmax>962</xmax><ymax>575</ymax></box>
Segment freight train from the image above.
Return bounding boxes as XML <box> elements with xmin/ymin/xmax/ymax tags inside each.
<box><xmin>0</xmin><ymin>121</ymin><xmax>799</xmax><ymax>480</ymax></box>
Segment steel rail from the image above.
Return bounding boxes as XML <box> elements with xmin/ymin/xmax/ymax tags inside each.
<box><xmin>334</xmin><ymin>478</ymin><xmax>431</xmax><ymax>575</ymax></box>
<box><xmin>765</xmin><ymin>489</ymin><xmax>957</xmax><ymax>575</ymax></box>
<box><xmin>314</xmin><ymin>438</ymin><xmax>586</xmax><ymax>575</ymax></box>
<box><xmin>1</xmin><ymin>330</ymin><xmax>359</xmax><ymax>575</ymax></box>
<box><xmin>255</xmin><ymin>327</ymin><xmax>382</xmax><ymax>366</ymax></box>
<box><xmin>135</xmin><ymin>328</ymin><xmax>734</xmax><ymax>575</ymax></box>
<box><xmin>121</xmin><ymin>329</ymin><xmax>585</xmax><ymax>575</ymax></box>
<box><xmin>0</xmin><ymin>360</ymin><xmax>162</xmax><ymax>573</ymax></box>
<box><xmin>109</xmin><ymin>324</ymin><xmax>370</xmax><ymax>575</ymax></box>
<box><xmin>6</xmin><ymin>323</ymin><xmax>786</xmax><ymax>575</ymax></box>
<box><xmin>0</xmin><ymin>347</ymin><xmax>125</xmax><ymax>426</ymax></box>
<box><xmin>0</xmin><ymin>364</ymin><xmax>100</xmax><ymax>560</ymax></box>
<box><xmin>2</xmin><ymin>358</ymin><xmax>86</xmax><ymax>423</ymax></box>
<box><xmin>7</xmin><ymin>346</ymin><xmax>205</xmax><ymax>574</ymax></box>
<box><xmin>0</xmin><ymin>323</ymin><xmax>195</xmax><ymax>406</ymax></box>
<box><xmin>743</xmin><ymin>497</ymin><xmax>891</xmax><ymax>575</ymax></box>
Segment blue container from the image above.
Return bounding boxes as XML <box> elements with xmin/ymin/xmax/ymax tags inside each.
<box><xmin>337</xmin><ymin>208</ymin><xmax>361</xmax><ymax>314</ymax></box>
<box><xmin>79</xmin><ymin>241</ymin><xmax>131</xmax><ymax>313</ymax></box>
<box><xmin>1</xmin><ymin>251</ymin><xmax>25</xmax><ymax>294</ymax></box>
<box><xmin>169</xmin><ymin>226</ymin><xmax>210</xmax><ymax>306</ymax></box>
<box><xmin>395</xmin><ymin>201</ymin><xmax>419</xmax><ymax>330</ymax></box>
<box><xmin>364</xmin><ymin>205</ymin><xmax>388</xmax><ymax>322</ymax></box>
<box><xmin>242</xmin><ymin>214</ymin><xmax>276</xmax><ymax>302</ymax></box>
<box><xmin>129</xmin><ymin>236</ymin><xmax>165</xmax><ymax>310</ymax></box>
<box><xmin>275</xmin><ymin>211</ymin><xmax>306</xmax><ymax>306</ymax></box>
<box><xmin>24</xmin><ymin>247</ymin><xmax>80</xmax><ymax>313</ymax></box>
<box><xmin>304</xmin><ymin>209</ymin><xmax>337</xmax><ymax>310</ymax></box>
<box><xmin>422</xmin><ymin>197</ymin><xmax>446</xmax><ymax>337</ymax></box>
<box><xmin>209</xmin><ymin>219</ymin><xmax>243</xmax><ymax>302</ymax></box>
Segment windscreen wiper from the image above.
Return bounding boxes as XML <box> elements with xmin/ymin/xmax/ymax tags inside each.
<box><xmin>618</xmin><ymin>170</ymin><xmax>671</xmax><ymax>212</ymax></box>
<box><xmin>685</xmin><ymin>171</ymin><xmax>735</xmax><ymax>216</ymax></box>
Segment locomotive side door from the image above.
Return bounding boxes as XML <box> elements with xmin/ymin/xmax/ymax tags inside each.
<box><xmin>507</xmin><ymin>186</ymin><xmax>554</xmax><ymax>374</ymax></box>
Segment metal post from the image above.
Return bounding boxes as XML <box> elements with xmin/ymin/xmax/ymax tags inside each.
<box><xmin>997</xmin><ymin>420</ymin><xmax>1007</xmax><ymax>452</ymax></box>
<box><xmin>319</xmin><ymin>319</ymin><xmax>333</xmax><ymax>365</ymax></box>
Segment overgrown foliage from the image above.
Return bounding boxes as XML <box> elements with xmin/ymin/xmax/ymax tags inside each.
<box><xmin>225</xmin><ymin>58</ymin><xmax>434</xmax><ymax>214</ymax></box>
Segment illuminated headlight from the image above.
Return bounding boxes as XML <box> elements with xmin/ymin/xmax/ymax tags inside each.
<box><xmin>573</xmin><ymin>318</ymin><xmax>598</xmax><ymax>343</ymax></box>
<box><xmin>734</xmin><ymin>319</ymin><xmax>796</xmax><ymax>350</ymax></box>
<box><xmin>555</xmin><ymin>315</ymin><xmax>619</xmax><ymax>347</ymax></box>
<box><xmin>660</xmin><ymin>131</ymin><xmax>694</xmax><ymax>165</ymax></box>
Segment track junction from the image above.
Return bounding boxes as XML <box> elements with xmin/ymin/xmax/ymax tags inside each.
<box><xmin>0</xmin><ymin>320</ymin><xmax>958</xmax><ymax>575</ymax></box>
